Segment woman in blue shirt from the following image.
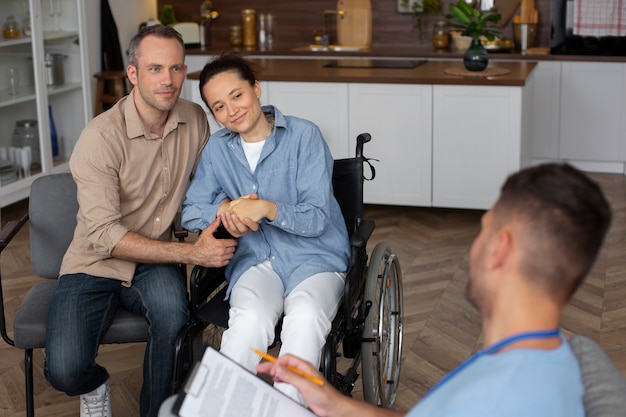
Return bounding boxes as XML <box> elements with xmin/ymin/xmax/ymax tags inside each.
<box><xmin>182</xmin><ymin>53</ymin><xmax>350</xmax><ymax>402</ymax></box>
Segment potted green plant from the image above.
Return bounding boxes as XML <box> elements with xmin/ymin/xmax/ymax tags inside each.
<box><xmin>401</xmin><ymin>0</ymin><xmax>441</xmax><ymax>42</ymax></box>
<box><xmin>445</xmin><ymin>0</ymin><xmax>501</xmax><ymax>71</ymax></box>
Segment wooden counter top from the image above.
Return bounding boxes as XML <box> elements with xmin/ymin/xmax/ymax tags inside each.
<box><xmin>187</xmin><ymin>59</ymin><xmax>537</xmax><ymax>87</ymax></box>
<box><xmin>185</xmin><ymin>43</ymin><xmax>626</xmax><ymax>64</ymax></box>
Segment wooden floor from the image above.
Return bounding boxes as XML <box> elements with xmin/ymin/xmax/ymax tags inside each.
<box><xmin>2</xmin><ymin>172</ymin><xmax>626</xmax><ymax>416</ymax></box>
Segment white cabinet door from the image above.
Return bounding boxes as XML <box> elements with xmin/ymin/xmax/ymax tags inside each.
<box><xmin>265</xmin><ymin>81</ymin><xmax>349</xmax><ymax>159</ymax></box>
<box><xmin>432</xmin><ymin>84</ymin><xmax>531</xmax><ymax>210</ymax></box>
<box><xmin>530</xmin><ymin>61</ymin><xmax>561</xmax><ymax>161</ymax></box>
<box><xmin>348</xmin><ymin>83</ymin><xmax>432</xmax><ymax>206</ymax></box>
<box><xmin>0</xmin><ymin>0</ymin><xmax>90</xmax><ymax>208</ymax></box>
<box><xmin>560</xmin><ymin>62</ymin><xmax>626</xmax><ymax>163</ymax></box>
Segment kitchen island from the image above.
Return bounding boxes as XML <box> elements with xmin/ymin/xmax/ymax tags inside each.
<box><xmin>185</xmin><ymin>58</ymin><xmax>536</xmax><ymax>210</ymax></box>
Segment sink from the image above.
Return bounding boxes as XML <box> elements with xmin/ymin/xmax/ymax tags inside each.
<box><xmin>324</xmin><ymin>59</ymin><xmax>426</xmax><ymax>69</ymax></box>
<box><xmin>291</xmin><ymin>44</ymin><xmax>369</xmax><ymax>52</ymax></box>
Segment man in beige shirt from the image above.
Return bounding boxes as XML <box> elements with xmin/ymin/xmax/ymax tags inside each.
<box><xmin>44</xmin><ymin>25</ymin><xmax>246</xmax><ymax>417</ymax></box>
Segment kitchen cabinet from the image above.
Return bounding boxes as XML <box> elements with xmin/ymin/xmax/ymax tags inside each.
<box><xmin>559</xmin><ymin>62</ymin><xmax>626</xmax><ymax>171</ymax></box>
<box><xmin>264</xmin><ymin>81</ymin><xmax>350</xmax><ymax>159</ymax></box>
<box><xmin>530</xmin><ymin>60</ymin><xmax>561</xmax><ymax>161</ymax></box>
<box><xmin>348</xmin><ymin>83</ymin><xmax>432</xmax><ymax>206</ymax></box>
<box><xmin>432</xmin><ymin>83</ymin><xmax>533</xmax><ymax>209</ymax></box>
<box><xmin>184</xmin><ymin>59</ymin><xmax>537</xmax><ymax>210</ymax></box>
<box><xmin>0</xmin><ymin>0</ymin><xmax>91</xmax><ymax>209</ymax></box>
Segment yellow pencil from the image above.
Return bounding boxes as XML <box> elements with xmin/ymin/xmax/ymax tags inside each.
<box><xmin>253</xmin><ymin>349</ymin><xmax>325</xmax><ymax>386</ymax></box>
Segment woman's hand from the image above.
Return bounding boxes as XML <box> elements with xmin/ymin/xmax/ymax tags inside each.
<box><xmin>228</xmin><ymin>194</ymin><xmax>277</xmax><ymax>222</ymax></box>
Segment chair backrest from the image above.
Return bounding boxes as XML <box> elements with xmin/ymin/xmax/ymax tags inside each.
<box><xmin>332</xmin><ymin>133</ymin><xmax>372</xmax><ymax>236</ymax></box>
<box><xmin>29</xmin><ymin>173</ymin><xmax>78</xmax><ymax>279</ymax></box>
<box><xmin>569</xmin><ymin>334</ymin><xmax>626</xmax><ymax>417</ymax></box>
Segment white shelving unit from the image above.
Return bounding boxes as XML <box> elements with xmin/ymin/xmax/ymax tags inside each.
<box><xmin>0</xmin><ymin>0</ymin><xmax>91</xmax><ymax>209</ymax></box>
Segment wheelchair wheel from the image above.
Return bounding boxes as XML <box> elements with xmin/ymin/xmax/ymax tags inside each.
<box><xmin>361</xmin><ymin>242</ymin><xmax>403</xmax><ymax>407</ymax></box>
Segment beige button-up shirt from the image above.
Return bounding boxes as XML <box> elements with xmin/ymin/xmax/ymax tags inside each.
<box><xmin>59</xmin><ymin>91</ymin><xmax>209</xmax><ymax>285</ymax></box>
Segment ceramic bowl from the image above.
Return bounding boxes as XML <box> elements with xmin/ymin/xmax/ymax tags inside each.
<box><xmin>450</xmin><ymin>33</ymin><xmax>472</xmax><ymax>51</ymax></box>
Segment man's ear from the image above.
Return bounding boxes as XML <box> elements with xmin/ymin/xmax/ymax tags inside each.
<box><xmin>127</xmin><ymin>64</ymin><xmax>137</xmax><ymax>86</ymax></box>
<box><xmin>490</xmin><ymin>228</ymin><xmax>513</xmax><ymax>269</ymax></box>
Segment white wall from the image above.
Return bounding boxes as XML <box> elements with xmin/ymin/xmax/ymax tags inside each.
<box><xmin>84</xmin><ymin>0</ymin><xmax>156</xmax><ymax>94</ymax></box>
<box><xmin>85</xmin><ymin>0</ymin><xmax>157</xmax><ymax>72</ymax></box>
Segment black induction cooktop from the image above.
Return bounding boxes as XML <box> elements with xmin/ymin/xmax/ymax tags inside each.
<box><xmin>323</xmin><ymin>59</ymin><xmax>426</xmax><ymax>69</ymax></box>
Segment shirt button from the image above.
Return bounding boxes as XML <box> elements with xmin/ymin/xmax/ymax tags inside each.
<box><xmin>156</xmin><ymin>217</ymin><xmax>161</xmax><ymax>222</ymax></box>
<box><xmin>164</xmin><ymin>166</ymin><xmax>168</xmax><ymax>171</ymax></box>
<box><xmin>281</xmin><ymin>221</ymin><xmax>286</xmax><ymax>226</ymax></box>
<box><xmin>252</xmin><ymin>185</ymin><xmax>257</xmax><ymax>191</ymax></box>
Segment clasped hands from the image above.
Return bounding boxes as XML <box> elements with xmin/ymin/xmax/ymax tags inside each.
<box><xmin>217</xmin><ymin>193</ymin><xmax>277</xmax><ymax>237</ymax></box>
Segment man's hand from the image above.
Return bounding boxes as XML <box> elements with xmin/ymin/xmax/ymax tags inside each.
<box><xmin>191</xmin><ymin>218</ymin><xmax>237</xmax><ymax>268</ymax></box>
<box><xmin>257</xmin><ymin>354</ymin><xmax>404</xmax><ymax>417</ymax></box>
<box><xmin>256</xmin><ymin>354</ymin><xmax>343</xmax><ymax>417</ymax></box>
<box><xmin>219</xmin><ymin>211</ymin><xmax>259</xmax><ymax>237</ymax></box>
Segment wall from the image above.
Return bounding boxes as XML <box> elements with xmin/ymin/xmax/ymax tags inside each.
<box><xmin>155</xmin><ymin>0</ymin><xmax>551</xmax><ymax>49</ymax></box>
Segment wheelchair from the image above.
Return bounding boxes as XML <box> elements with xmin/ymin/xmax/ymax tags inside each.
<box><xmin>170</xmin><ymin>133</ymin><xmax>404</xmax><ymax>407</ymax></box>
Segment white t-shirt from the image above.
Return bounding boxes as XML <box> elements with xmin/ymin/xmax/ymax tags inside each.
<box><xmin>241</xmin><ymin>137</ymin><xmax>265</xmax><ymax>174</ymax></box>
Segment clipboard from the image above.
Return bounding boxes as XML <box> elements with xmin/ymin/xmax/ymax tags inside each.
<box><xmin>169</xmin><ymin>346</ymin><xmax>316</xmax><ymax>417</ymax></box>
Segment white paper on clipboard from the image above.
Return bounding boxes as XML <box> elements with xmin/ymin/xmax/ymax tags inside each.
<box><xmin>175</xmin><ymin>346</ymin><xmax>317</xmax><ymax>417</ymax></box>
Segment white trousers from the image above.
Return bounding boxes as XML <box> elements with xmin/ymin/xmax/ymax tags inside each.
<box><xmin>220</xmin><ymin>260</ymin><xmax>344</xmax><ymax>402</ymax></box>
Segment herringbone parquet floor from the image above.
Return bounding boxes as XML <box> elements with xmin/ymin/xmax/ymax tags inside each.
<box><xmin>1</xmin><ymin>172</ymin><xmax>626</xmax><ymax>416</ymax></box>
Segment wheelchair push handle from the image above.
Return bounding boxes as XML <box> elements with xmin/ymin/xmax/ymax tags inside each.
<box><xmin>356</xmin><ymin>133</ymin><xmax>371</xmax><ymax>158</ymax></box>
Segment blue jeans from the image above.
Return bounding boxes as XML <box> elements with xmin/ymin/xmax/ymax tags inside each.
<box><xmin>44</xmin><ymin>264</ymin><xmax>189</xmax><ymax>417</ymax></box>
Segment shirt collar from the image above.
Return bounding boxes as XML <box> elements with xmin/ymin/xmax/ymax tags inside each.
<box><xmin>123</xmin><ymin>88</ymin><xmax>187</xmax><ymax>141</ymax></box>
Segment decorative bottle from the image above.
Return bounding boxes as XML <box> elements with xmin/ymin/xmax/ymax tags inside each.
<box><xmin>241</xmin><ymin>9</ymin><xmax>256</xmax><ymax>47</ymax></box>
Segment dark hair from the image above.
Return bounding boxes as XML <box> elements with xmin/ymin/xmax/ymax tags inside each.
<box><xmin>198</xmin><ymin>52</ymin><xmax>259</xmax><ymax>110</ymax></box>
<box><xmin>128</xmin><ymin>25</ymin><xmax>184</xmax><ymax>67</ymax></box>
<box><xmin>494</xmin><ymin>163</ymin><xmax>611</xmax><ymax>302</ymax></box>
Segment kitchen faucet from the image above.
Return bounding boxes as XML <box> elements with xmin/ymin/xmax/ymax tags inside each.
<box><xmin>321</xmin><ymin>9</ymin><xmax>346</xmax><ymax>48</ymax></box>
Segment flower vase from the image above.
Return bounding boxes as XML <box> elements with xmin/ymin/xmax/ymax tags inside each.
<box><xmin>463</xmin><ymin>38</ymin><xmax>488</xmax><ymax>71</ymax></box>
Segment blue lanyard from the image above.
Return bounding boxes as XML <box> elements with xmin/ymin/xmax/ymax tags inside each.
<box><xmin>422</xmin><ymin>328</ymin><xmax>561</xmax><ymax>398</ymax></box>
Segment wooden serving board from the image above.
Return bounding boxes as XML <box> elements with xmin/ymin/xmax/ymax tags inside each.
<box><xmin>337</xmin><ymin>0</ymin><xmax>372</xmax><ymax>47</ymax></box>
<box><xmin>494</xmin><ymin>0</ymin><xmax>521</xmax><ymax>26</ymax></box>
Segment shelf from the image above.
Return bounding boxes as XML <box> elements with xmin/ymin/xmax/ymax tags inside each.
<box><xmin>0</xmin><ymin>37</ymin><xmax>32</xmax><ymax>48</ymax></box>
<box><xmin>0</xmin><ymin>85</ymin><xmax>36</xmax><ymax>108</ymax></box>
<box><xmin>48</xmin><ymin>82</ymin><xmax>82</xmax><ymax>96</ymax></box>
<box><xmin>0</xmin><ymin>82</ymin><xmax>82</xmax><ymax>108</ymax></box>
<box><xmin>43</xmin><ymin>31</ymin><xmax>79</xmax><ymax>42</ymax></box>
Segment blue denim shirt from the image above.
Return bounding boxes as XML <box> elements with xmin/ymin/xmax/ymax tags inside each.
<box><xmin>182</xmin><ymin>106</ymin><xmax>350</xmax><ymax>296</ymax></box>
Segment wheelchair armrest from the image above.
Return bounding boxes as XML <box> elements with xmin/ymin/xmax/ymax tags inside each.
<box><xmin>0</xmin><ymin>214</ymin><xmax>29</xmax><ymax>252</ymax></box>
<box><xmin>350</xmin><ymin>219</ymin><xmax>375</xmax><ymax>249</ymax></box>
<box><xmin>189</xmin><ymin>265</ymin><xmax>228</xmax><ymax>314</ymax></box>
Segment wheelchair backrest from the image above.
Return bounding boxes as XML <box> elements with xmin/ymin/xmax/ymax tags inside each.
<box><xmin>332</xmin><ymin>133</ymin><xmax>372</xmax><ymax>237</ymax></box>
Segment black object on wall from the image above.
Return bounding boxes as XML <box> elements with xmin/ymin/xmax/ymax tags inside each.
<box><xmin>100</xmin><ymin>0</ymin><xmax>125</xmax><ymax>71</ymax></box>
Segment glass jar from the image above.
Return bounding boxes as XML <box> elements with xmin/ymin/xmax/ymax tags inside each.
<box><xmin>432</xmin><ymin>20</ymin><xmax>449</xmax><ymax>50</ymax></box>
<box><xmin>22</xmin><ymin>14</ymin><xmax>31</xmax><ymax>37</ymax></box>
<box><xmin>241</xmin><ymin>9</ymin><xmax>256</xmax><ymax>47</ymax></box>
<box><xmin>12</xmin><ymin>120</ymin><xmax>41</xmax><ymax>171</ymax></box>
<box><xmin>230</xmin><ymin>25</ymin><xmax>243</xmax><ymax>46</ymax></box>
<box><xmin>3</xmin><ymin>15</ymin><xmax>20</xmax><ymax>39</ymax></box>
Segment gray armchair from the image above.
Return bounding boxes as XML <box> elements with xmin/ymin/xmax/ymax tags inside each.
<box><xmin>569</xmin><ymin>334</ymin><xmax>626</xmax><ymax>417</ymax></box>
<box><xmin>0</xmin><ymin>173</ymin><xmax>151</xmax><ymax>417</ymax></box>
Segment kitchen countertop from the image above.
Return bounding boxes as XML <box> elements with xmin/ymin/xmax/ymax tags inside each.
<box><xmin>185</xmin><ymin>42</ymin><xmax>626</xmax><ymax>63</ymax></box>
<box><xmin>187</xmin><ymin>58</ymin><xmax>537</xmax><ymax>87</ymax></box>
